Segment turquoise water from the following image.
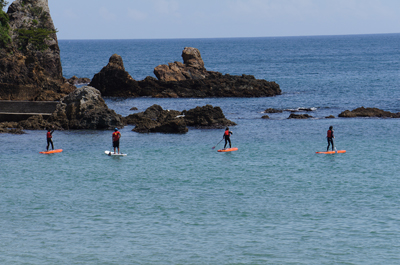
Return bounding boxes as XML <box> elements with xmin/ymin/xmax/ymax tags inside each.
<box><xmin>1</xmin><ymin>34</ymin><xmax>400</xmax><ymax>264</ymax></box>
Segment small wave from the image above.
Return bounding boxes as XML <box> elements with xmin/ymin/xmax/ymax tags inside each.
<box><xmin>284</xmin><ymin>107</ymin><xmax>317</xmax><ymax>112</ymax></box>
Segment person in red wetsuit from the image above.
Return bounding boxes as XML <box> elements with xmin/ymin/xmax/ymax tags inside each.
<box><xmin>327</xmin><ymin>126</ymin><xmax>335</xmax><ymax>151</ymax></box>
<box><xmin>112</xmin><ymin>128</ymin><xmax>121</xmax><ymax>154</ymax></box>
<box><xmin>46</xmin><ymin>127</ymin><xmax>55</xmax><ymax>151</ymax></box>
<box><xmin>223</xmin><ymin>127</ymin><xmax>233</xmax><ymax>149</ymax></box>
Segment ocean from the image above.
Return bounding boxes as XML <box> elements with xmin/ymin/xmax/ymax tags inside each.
<box><xmin>1</xmin><ymin>34</ymin><xmax>400</xmax><ymax>264</ymax></box>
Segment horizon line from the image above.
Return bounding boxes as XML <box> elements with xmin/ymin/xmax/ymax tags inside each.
<box><xmin>58</xmin><ymin>32</ymin><xmax>400</xmax><ymax>41</ymax></box>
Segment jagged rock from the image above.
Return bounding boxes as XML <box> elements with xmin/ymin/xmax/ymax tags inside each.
<box><xmin>0</xmin><ymin>121</ymin><xmax>24</xmax><ymax>134</ymax></box>
<box><xmin>325</xmin><ymin>115</ymin><xmax>335</xmax><ymax>119</ymax></box>
<box><xmin>154</xmin><ymin>47</ymin><xmax>208</xmax><ymax>81</ymax></box>
<box><xmin>49</xmin><ymin>86</ymin><xmax>123</xmax><ymax>129</ymax></box>
<box><xmin>338</xmin><ymin>107</ymin><xmax>400</xmax><ymax>118</ymax></box>
<box><xmin>124</xmin><ymin>104</ymin><xmax>187</xmax><ymax>133</ymax></box>
<box><xmin>89</xmin><ymin>49</ymin><xmax>281</xmax><ymax>98</ymax></box>
<box><xmin>183</xmin><ymin>105</ymin><xmax>236</xmax><ymax>128</ymax></box>
<box><xmin>0</xmin><ymin>0</ymin><xmax>75</xmax><ymax>101</ymax></box>
<box><xmin>124</xmin><ymin>104</ymin><xmax>235</xmax><ymax>133</ymax></box>
<box><xmin>130</xmin><ymin>107</ymin><xmax>138</xmax><ymax>111</ymax></box>
<box><xmin>90</xmin><ymin>54</ymin><xmax>138</xmax><ymax>97</ymax></box>
<box><xmin>288</xmin><ymin>114</ymin><xmax>313</xmax><ymax>119</ymax></box>
<box><xmin>262</xmin><ymin>115</ymin><xmax>270</xmax><ymax>119</ymax></box>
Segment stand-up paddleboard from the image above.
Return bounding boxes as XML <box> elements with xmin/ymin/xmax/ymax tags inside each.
<box><xmin>218</xmin><ymin>147</ymin><xmax>238</xmax><ymax>152</ymax></box>
<box><xmin>105</xmin><ymin>151</ymin><xmax>127</xmax><ymax>156</ymax></box>
<box><xmin>40</xmin><ymin>149</ymin><xmax>63</xmax><ymax>154</ymax></box>
<box><xmin>316</xmin><ymin>150</ymin><xmax>346</xmax><ymax>154</ymax></box>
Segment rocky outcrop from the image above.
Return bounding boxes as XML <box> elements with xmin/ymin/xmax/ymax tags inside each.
<box><xmin>48</xmin><ymin>86</ymin><xmax>123</xmax><ymax>130</ymax></box>
<box><xmin>0</xmin><ymin>86</ymin><xmax>123</xmax><ymax>131</ymax></box>
<box><xmin>124</xmin><ymin>104</ymin><xmax>187</xmax><ymax>133</ymax></box>
<box><xmin>0</xmin><ymin>121</ymin><xmax>24</xmax><ymax>134</ymax></box>
<box><xmin>264</xmin><ymin>108</ymin><xmax>282</xmax><ymax>113</ymax></box>
<box><xmin>288</xmin><ymin>114</ymin><xmax>313</xmax><ymax>119</ymax></box>
<box><xmin>89</xmin><ymin>54</ymin><xmax>138</xmax><ymax>97</ymax></box>
<box><xmin>154</xmin><ymin>47</ymin><xmax>209</xmax><ymax>81</ymax></box>
<box><xmin>89</xmin><ymin>48</ymin><xmax>281</xmax><ymax>98</ymax></box>
<box><xmin>66</xmin><ymin>76</ymin><xmax>91</xmax><ymax>86</ymax></box>
<box><xmin>183</xmin><ymin>105</ymin><xmax>236</xmax><ymax>128</ymax></box>
<box><xmin>339</xmin><ymin>107</ymin><xmax>400</xmax><ymax>118</ymax></box>
<box><xmin>124</xmin><ymin>104</ymin><xmax>235</xmax><ymax>133</ymax></box>
<box><xmin>0</xmin><ymin>0</ymin><xmax>75</xmax><ymax>101</ymax></box>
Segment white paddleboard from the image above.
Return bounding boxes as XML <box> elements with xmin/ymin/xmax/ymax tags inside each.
<box><xmin>105</xmin><ymin>151</ymin><xmax>127</xmax><ymax>156</ymax></box>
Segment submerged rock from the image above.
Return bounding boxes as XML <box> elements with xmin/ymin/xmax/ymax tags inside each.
<box><xmin>339</xmin><ymin>107</ymin><xmax>400</xmax><ymax>118</ymax></box>
<box><xmin>264</xmin><ymin>108</ymin><xmax>282</xmax><ymax>113</ymax></box>
<box><xmin>288</xmin><ymin>114</ymin><xmax>313</xmax><ymax>119</ymax></box>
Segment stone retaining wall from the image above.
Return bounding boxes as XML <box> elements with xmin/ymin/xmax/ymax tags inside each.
<box><xmin>0</xmin><ymin>101</ymin><xmax>58</xmax><ymax>122</ymax></box>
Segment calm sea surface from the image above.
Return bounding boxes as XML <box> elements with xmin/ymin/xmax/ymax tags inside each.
<box><xmin>1</xmin><ymin>34</ymin><xmax>400</xmax><ymax>264</ymax></box>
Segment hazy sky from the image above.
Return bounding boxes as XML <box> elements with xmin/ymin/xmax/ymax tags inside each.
<box><xmin>15</xmin><ymin>0</ymin><xmax>400</xmax><ymax>39</ymax></box>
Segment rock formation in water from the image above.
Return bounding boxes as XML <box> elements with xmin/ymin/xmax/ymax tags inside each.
<box><xmin>182</xmin><ymin>105</ymin><xmax>236</xmax><ymax>128</ymax></box>
<box><xmin>90</xmin><ymin>48</ymin><xmax>281</xmax><ymax>98</ymax></box>
<box><xmin>124</xmin><ymin>104</ymin><xmax>235</xmax><ymax>133</ymax></box>
<box><xmin>0</xmin><ymin>0</ymin><xmax>75</xmax><ymax>101</ymax></box>
<box><xmin>1</xmin><ymin>86</ymin><xmax>124</xmax><ymax>131</ymax></box>
<box><xmin>49</xmin><ymin>86</ymin><xmax>123</xmax><ymax>130</ymax></box>
<box><xmin>287</xmin><ymin>114</ymin><xmax>313</xmax><ymax>119</ymax></box>
<box><xmin>339</xmin><ymin>107</ymin><xmax>400</xmax><ymax>118</ymax></box>
<box><xmin>124</xmin><ymin>104</ymin><xmax>187</xmax><ymax>133</ymax></box>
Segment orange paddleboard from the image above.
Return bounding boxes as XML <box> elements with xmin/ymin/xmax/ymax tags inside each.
<box><xmin>316</xmin><ymin>150</ymin><xmax>346</xmax><ymax>154</ymax></box>
<box><xmin>218</xmin><ymin>147</ymin><xmax>238</xmax><ymax>152</ymax></box>
<box><xmin>40</xmin><ymin>149</ymin><xmax>63</xmax><ymax>154</ymax></box>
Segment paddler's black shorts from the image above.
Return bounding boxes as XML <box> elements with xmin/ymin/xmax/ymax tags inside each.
<box><xmin>113</xmin><ymin>140</ymin><xmax>119</xmax><ymax>148</ymax></box>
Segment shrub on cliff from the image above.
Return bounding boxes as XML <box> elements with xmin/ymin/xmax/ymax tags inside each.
<box><xmin>16</xmin><ymin>27</ymin><xmax>57</xmax><ymax>51</ymax></box>
<box><xmin>0</xmin><ymin>0</ymin><xmax>11</xmax><ymax>48</ymax></box>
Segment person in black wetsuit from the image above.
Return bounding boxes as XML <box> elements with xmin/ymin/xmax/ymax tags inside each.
<box><xmin>327</xmin><ymin>126</ymin><xmax>335</xmax><ymax>151</ymax></box>
<box><xmin>223</xmin><ymin>127</ymin><xmax>233</xmax><ymax>149</ymax></box>
<box><xmin>46</xmin><ymin>127</ymin><xmax>55</xmax><ymax>151</ymax></box>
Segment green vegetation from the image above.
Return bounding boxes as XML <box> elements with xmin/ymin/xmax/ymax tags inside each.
<box><xmin>16</xmin><ymin>27</ymin><xmax>57</xmax><ymax>51</ymax></box>
<box><xmin>0</xmin><ymin>0</ymin><xmax>10</xmax><ymax>48</ymax></box>
<box><xmin>0</xmin><ymin>0</ymin><xmax>58</xmax><ymax>51</ymax></box>
<box><xmin>15</xmin><ymin>1</ymin><xmax>58</xmax><ymax>51</ymax></box>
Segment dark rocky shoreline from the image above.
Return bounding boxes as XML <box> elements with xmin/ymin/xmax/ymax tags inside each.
<box><xmin>89</xmin><ymin>49</ymin><xmax>281</xmax><ymax>98</ymax></box>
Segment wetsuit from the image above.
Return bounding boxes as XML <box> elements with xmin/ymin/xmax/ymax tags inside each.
<box><xmin>327</xmin><ymin>129</ymin><xmax>334</xmax><ymax>151</ymax></box>
<box><xmin>223</xmin><ymin>129</ymin><xmax>232</xmax><ymax>149</ymax></box>
<box><xmin>46</xmin><ymin>130</ymin><xmax>54</xmax><ymax>151</ymax></box>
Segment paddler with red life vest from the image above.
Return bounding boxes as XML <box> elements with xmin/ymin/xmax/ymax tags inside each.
<box><xmin>46</xmin><ymin>127</ymin><xmax>55</xmax><ymax>151</ymax></box>
<box><xmin>327</xmin><ymin>126</ymin><xmax>335</xmax><ymax>151</ymax></box>
<box><xmin>112</xmin><ymin>128</ymin><xmax>121</xmax><ymax>154</ymax></box>
<box><xmin>223</xmin><ymin>127</ymin><xmax>233</xmax><ymax>149</ymax></box>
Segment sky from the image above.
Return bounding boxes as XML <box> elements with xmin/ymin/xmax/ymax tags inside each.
<box><xmin>7</xmin><ymin>0</ymin><xmax>400</xmax><ymax>39</ymax></box>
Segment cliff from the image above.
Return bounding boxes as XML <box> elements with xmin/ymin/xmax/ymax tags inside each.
<box><xmin>0</xmin><ymin>0</ymin><xmax>74</xmax><ymax>101</ymax></box>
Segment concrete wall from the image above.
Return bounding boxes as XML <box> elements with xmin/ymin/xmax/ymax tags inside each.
<box><xmin>0</xmin><ymin>101</ymin><xmax>58</xmax><ymax>122</ymax></box>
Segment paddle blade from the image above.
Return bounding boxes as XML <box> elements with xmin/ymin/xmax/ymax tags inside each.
<box><xmin>212</xmin><ymin>146</ymin><xmax>215</xmax><ymax>149</ymax></box>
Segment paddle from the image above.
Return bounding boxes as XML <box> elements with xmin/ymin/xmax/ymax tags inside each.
<box><xmin>212</xmin><ymin>138</ymin><xmax>224</xmax><ymax>149</ymax></box>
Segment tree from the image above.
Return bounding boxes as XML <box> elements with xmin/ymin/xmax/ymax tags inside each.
<box><xmin>0</xmin><ymin>0</ymin><xmax>8</xmax><ymax>11</ymax></box>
